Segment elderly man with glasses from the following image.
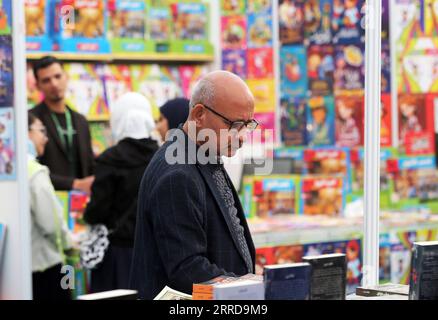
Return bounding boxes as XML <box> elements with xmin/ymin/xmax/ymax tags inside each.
<box><xmin>130</xmin><ymin>71</ymin><xmax>258</xmax><ymax>300</ymax></box>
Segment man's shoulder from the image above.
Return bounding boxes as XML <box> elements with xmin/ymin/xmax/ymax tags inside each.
<box><xmin>67</xmin><ymin>106</ymin><xmax>88</xmax><ymax>123</ymax></box>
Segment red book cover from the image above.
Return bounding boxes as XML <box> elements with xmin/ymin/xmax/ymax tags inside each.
<box><xmin>272</xmin><ymin>245</ymin><xmax>303</xmax><ymax>265</ymax></box>
<box><xmin>335</xmin><ymin>95</ymin><xmax>364</xmax><ymax>148</ymax></box>
<box><xmin>303</xmin><ymin>148</ymin><xmax>348</xmax><ymax>176</ymax></box>
<box><xmin>307</xmin><ymin>45</ymin><xmax>335</xmax><ymax>96</ymax></box>
<box><xmin>380</xmin><ymin>94</ymin><xmax>392</xmax><ymax>147</ymax></box>
<box><xmin>301</xmin><ymin>177</ymin><xmax>344</xmax><ymax>216</ymax></box>
<box><xmin>221</xmin><ymin>16</ymin><xmax>247</xmax><ymax>50</ymax></box>
<box><xmin>255</xmin><ymin>247</ymin><xmax>275</xmax><ymax>275</ymax></box>
<box><xmin>247</xmin><ymin>48</ymin><xmax>274</xmax><ymax>79</ymax></box>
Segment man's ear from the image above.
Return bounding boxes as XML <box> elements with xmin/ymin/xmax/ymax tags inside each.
<box><xmin>191</xmin><ymin>104</ymin><xmax>206</xmax><ymax>128</ymax></box>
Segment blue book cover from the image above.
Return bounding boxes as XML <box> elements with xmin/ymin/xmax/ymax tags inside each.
<box><xmin>381</xmin><ymin>42</ymin><xmax>391</xmax><ymax>93</ymax></box>
<box><xmin>0</xmin><ymin>107</ymin><xmax>16</xmax><ymax>180</ymax></box>
<box><xmin>247</xmin><ymin>12</ymin><xmax>273</xmax><ymax>48</ymax></box>
<box><xmin>264</xmin><ymin>263</ymin><xmax>311</xmax><ymax>300</ymax></box>
<box><xmin>222</xmin><ymin>49</ymin><xmax>247</xmax><ymax>79</ymax></box>
<box><xmin>280</xmin><ymin>96</ymin><xmax>307</xmax><ymax>146</ymax></box>
<box><xmin>280</xmin><ymin>45</ymin><xmax>308</xmax><ymax>97</ymax></box>
<box><xmin>273</xmin><ymin>147</ymin><xmax>306</xmax><ymax>174</ymax></box>
<box><xmin>331</xmin><ymin>0</ymin><xmax>365</xmax><ymax>44</ymax></box>
<box><xmin>306</xmin><ymin>96</ymin><xmax>335</xmax><ymax>147</ymax></box>
<box><xmin>304</xmin><ymin>0</ymin><xmax>333</xmax><ymax>45</ymax></box>
<box><xmin>334</xmin><ymin>44</ymin><xmax>365</xmax><ymax>95</ymax></box>
<box><xmin>0</xmin><ymin>35</ymin><xmax>13</xmax><ymax>107</ymax></box>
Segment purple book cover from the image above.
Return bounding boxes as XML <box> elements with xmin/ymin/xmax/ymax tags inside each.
<box><xmin>334</xmin><ymin>44</ymin><xmax>365</xmax><ymax>95</ymax></box>
<box><xmin>222</xmin><ymin>49</ymin><xmax>247</xmax><ymax>79</ymax></box>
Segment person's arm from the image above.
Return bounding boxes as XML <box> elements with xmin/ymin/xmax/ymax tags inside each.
<box><xmin>148</xmin><ymin>169</ymin><xmax>235</xmax><ymax>294</ymax></box>
<box><xmin>83</xmin><ymin>164</ymin><xmax>115</xmax><ymax>226</ymax></box>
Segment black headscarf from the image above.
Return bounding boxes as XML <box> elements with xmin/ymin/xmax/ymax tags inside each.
<box><xmin>160</xmin><ymin>98</ymin><xmax>190</xmax><ymax>130</ymax></box>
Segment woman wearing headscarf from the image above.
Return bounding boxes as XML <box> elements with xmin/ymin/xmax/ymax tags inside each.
<box><xmin>156</xmin><ymin>97</ymin><xmax>190</xmax><ymax>142</ymax></box>
<box><xmin>84</xmin><ymin>92</ymin><xmax>159</xmax><ymax>293</ymax></box>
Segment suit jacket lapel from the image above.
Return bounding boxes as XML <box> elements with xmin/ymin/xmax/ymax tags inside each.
<box><xmin>70</xmin><ymin>108</ymin><xmax>87</xmax><ymax>177</ymax></box>
<box><xmin>197</xmin><ymin>164</ymin><xmax>251</xmax><ymax>267</ymax></box>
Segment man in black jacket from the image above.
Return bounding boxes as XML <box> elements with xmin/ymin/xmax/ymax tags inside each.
<box><xmin>130</xmin><ymin>71</ymin><xmax>260</xmax><ymax>299</ymax></box>
<box><xmin>29</xmin><ymin>56</ymin><xmax>95</xmax><ymax>192</ymax></box>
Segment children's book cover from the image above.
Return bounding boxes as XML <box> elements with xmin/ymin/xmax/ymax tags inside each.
<box><xmin>247</xmin><ymin>79</ymin><xmax>276</xmax><ymax>113</ymax></box>
<box><xmin>306</xmin><ymin>96</ymin><xmax>335</xmax><ymax>147</ymax></box>
<box><xmin>0</xmin><ymin>107</ymin><xmax>15</xmax><ymax>180</ymax></box>
<box><xmin>379</xmin><ymin>233</ymin><xmax>392</xmax><ymax>283</ymax></box>
<box><xmin>273</xmin><ymin>147</ymin><xmax>306</xmax><ymax>174</ymax></box>
<box><xmin>221</xmin><ymin>16</ymin><xmax>247</xmax><ymax>50</ymax></box>
<box><xmin>0</xmin><ymin>35</ymin><xmax>13</xmax><ymax>108</ymax></box>
<box><xmin>255</xmin><ymin>247</ymin><xmax>275</xmax><ymax>275</ymax></box>
<box><xmin>382</xmin><ymin>0</ymin><xmax>390</xmax><ymax>41</ymax></box>
<box><xmin>247</xmin><ymin>48</ymin><xmax>274</xmax><ymax>79</ymax></box>
<box><xmin>253</xmin><ymin>176</ymin><xmax>299</xmax><ymax>218</ymax></box>
<box><xmin>398</xmin><ymin>94</ymin><xmax>435</xmax><ymax>155</ymax></box>
<box><xmin>0</xmin><ymin>0</ymin><xmax>12</xmax><ymax>35</ymax></box>
<box><xmin>27</xmin><ymin>62</ymin><xmax>44</xmax><ymax>108</ymax></box>
<box><xmin>108</xmin><ymin>0</ymin><xmax>146</xmax><ymax>39</ymax></box>
<box><xmin>280</xmin><ymin>96</ymin><xmax>307</xmax><ymax>146</ymax></box>
<box><xmin>300</xmin><ymin>176</ymin><xmax>344</xmax><ymax>216</ymax></box>
<box><xmin>390</xmin><ymin>231</ymin><xmax>416</xmax><ymax>285</ymax></box>
<box><xmin>102</xmin><ymin>64</ymin><xmax>133</xmax><ymax>112</ymax></box>
<box><xmin>307</xmin><ymin>45</ymin><xmax>335</xmax><ymax>96</ymax></box>
<box><xmin>335</xmin><ymin>95</ymin><xmax>364</xmax><ymax>148</ymax></box>
<box><xmin>221</xmin><ymin>0</ymin><xmax>246</xmax><ymax>16</ymax></box>
<box><xmin>393</xmin><ymin>0</ymin><xmax>423</xmax><ymax>46</ymax></box>
<box><xmin>273</xmin><ymin>245</ymin><xmax>304</xmax><ymax>265</ymax></box>
<box><xmin>334</xmin><ymin>44</ymin><xmax>365</xmax><ymax>95</ymax></box>
<box><xmin>248</xmin><ymin>0</ymin><xmax>272</xmax><ymax>14</ymax></box>
<box><xmin>252</xmin><ymin>112</ymin><xmax>276</xmax><ymax>144</ymax></box>
<box><xmin>25</xmin><ymin>0</ymin><xmax>53</xmax><ymax>51</ymax></box>
<box><xmin>89</xmin><ymin>121</ymin><xmax>113</xmax><ymax>157</ymax></box>
<box><xmin>148</xmin><ymin>6</ymin><xmax>171</xmax><ymax>42</ymax></box>
<box><xmin>381</xmin><ymin>42</ymin><xmax>391</xmax><ymax>94</ymax></box>
<box><xmin>304</xmin><ymin>0</ymin><xmax>333</xmax><ymax>45</ymax></box>
<box><xmin>303</xmin><ymin>147</ymin><xmax>349</xmax><ymax>177</ymax></box>
<box><xmin>331</xmin><ymin>0</ymin><xmax>365</xmax><ymax>44</ymax></box>
<box><xmin>303</xmin><ymin>240</ymin><xmax>349</xmax><ymax>257</ymax></box>
<box><xmin>171</xmin><ymin>2</ymin><xmax>208</xmax><ymax>41</ymax></box>
<box><xmin>425</xmin><ymin>0</ymin><xmax>438</xmax><ymax>37</ymax></box>
<box><xmin>247</xmin><ymin>13</ymin><xmax>273</xmax><ymax>48</ymax></box>
<box><xmin>280</xmin><ymin>45</ymin><xmax>308</xmax><ymax>97</ymax></box>
<box><xmin>222</xmin><ymin>49</ymin><xmax>247</xmax><ymax>79</ymax></box>
<box><xmin>416</xmin><ymin>228</ymin><xmax>438</xmax><ymax>242</ymax></box>
<box><xmin>279</xmin><ymin>0</ymin><xmax>305</xmax><ymax>45</ymax></box>
<box><xmin>380</xmin><ymin>94</ymin><xmax>392</xmax><ymax>147</ymax></box>
<box><xmin>179</xmin><ymin>65</ymin><xmax>209</xmax><ymax>98</ymax></box>
<box><xmin>64</xmin><ymin>63</ymin><xmax>109</xmax><ymax>120</ymax></box>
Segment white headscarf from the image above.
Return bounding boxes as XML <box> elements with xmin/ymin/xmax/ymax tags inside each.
<box><xmin>110</xmin><ymin>92</ymin><xmax>156</xmax><ymax>144</ymax></box>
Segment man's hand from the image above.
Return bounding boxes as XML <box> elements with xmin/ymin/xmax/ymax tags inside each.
<box><xmin>73</xmin><ymin>176</ymin><xmax>95</xmax><ymax>194</ymax></box>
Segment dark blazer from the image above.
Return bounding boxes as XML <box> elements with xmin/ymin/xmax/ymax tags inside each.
<box><xmin>30</xmin><ymin>102</ymin><xmax>95</xmax><ymax>190</ymax></box>
<box><xmin>84</xmin><ymin>138</ymin><xmax>159</xmax><ymax>247</ymax></box>
<box><xmin>130</xmin><ymin>129</ymin><xmax>256</xmax><ymax>300</ymax></box>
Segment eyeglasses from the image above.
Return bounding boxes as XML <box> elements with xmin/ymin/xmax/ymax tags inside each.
<box><xmin>200</xmin><ymin>104</ymin><xmax>259</xmax><ymax>132</ymax></box>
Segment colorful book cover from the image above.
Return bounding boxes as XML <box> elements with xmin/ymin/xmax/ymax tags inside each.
<box><xmin>280</xmin><ymin>45</ymin><xmax>308</xmax><ymax>97</ymax></box>
<box><xmin>64</xmin><ymin>63</ymin><xmax>109</xmax><ymax>120</ymax></box>
<box><xmin>252</xmin><ymin>112</ymin><xmax>276</xmax><ymax>144</ymax></box>
<box><xmin>393</xmin><ymin>0</ymin><xmax>424</xmax><ymax>46</ymax></box>
<box><xmin>171</xmin><ymin>2</ymin><xmax>208</xmax><ymax>41</ymax></box>
<box><xmin>255</xmin><ymin>247</ymin><xmax>275</xmax><ymax>275</ymax></box>
<box><xmin>335</xmin><ymin>95</ymin><xmax>364</xmax><ymax>148</ymax></box>
<box><xmin>148</xmin><ymin>6</ymin><xmax>172</xmax><ymax>42</ymax></box>
<box><xmin>331</xmin><ymin>0</ymin><xmax>364</xmax><ymax>44</ymax></box>
<box><xmin>416</xmin><ymin>228</ymin><xmax>438</xmax><ymax>242</ymax></box>
<box><xmin>0</xmin><ymin>107</ymin><xmax>15</xmax><ymax>180</ymax></box>
<box><xmin>102</xmin><ymin>64</ymin><xmax>133</xmax><ymax>112</ymax></box>
<box><xmin>304</xmin><ymin>0</ymin><xmax>333</xmax><ymax>45</ymax></box>
<box><xmin>390</xmin><ymin>231</ymin><xmax>416</xmax><ymax>285</ymax></box>
<box><xmin>280</xmin><ymin>96</ymin><xmax>307</xmax><ymax>146</ymax></box>
<box><xmin>252</xmin><ymin>176</ymin><xmax>299</xmax><ymax>218</ymax></box>
<box><xmin>55</xmin><ymin>191</ymin><xmax>72</xmax><ymax>230</ymax></box>
<box><xmin>179</xmin><ymin>65</ymin><xmax>209</xmax><ymax>98</ymax></box>
<box><xmin>303</xmin><ymin>147</ymin><xmax>350</xmax><ymax>177</ymax></box>
<box><xmin>273</xmin><ymin>147</ymin><xmax>306</xmax><ymax>174</ymax></box>
<box><xmin>25</xmin><ymin>0</ymin><xmax>53</xmax><ymax>51</ymax></box>
<box><xmin>273</xmin><ymin>245</ymin><xmax>304</xmax><ymax>264</ymax></box>
<box><xmin>334</xmin><ymin>44</ymin><xmax>365</xmax><ymax>95</ymax></box>
<box><xmin>306</xmin><ymin>96</ymin><xmax>335</xmax><ymax>147</ymax></box>
<box><xmin>425</xmin><ymin>0</ymin><xmax>438</xmax><ymax>37</ymax></box>
<box><xmin>380</xmin><ymin>94</ymin><xmax>392</xmax><ymax>147</ymax></box>
<box><xmin>0</xmin><ymin>35</ymin><xmax>13</xmax><ymax>108</ymax></box>
<box><xmin>221</xmin><ymin>16</ymin><xmax>247</xmax><ymax>50</ymax></box>
<box><xmin>107</xmin><ymin>0</ymin><xmax>146</xmax><ymax>39</ymax></box>
<box><xmin>222</xmin><ymin>49</ymin><xmax>247</xmax><ymax>79</ymax></box>
<box><xmin>247</xmin><ymin>48</ymin><xmax>274</xmax><ymax>79</ymax></box>
<box><xmin>247</xmin><ymin>13</ymin><xmax>273</xmax><ymax>48</ymax></box>
<box><xmin>89</xmin><ymin>122</ymin><xmax>113</xmax><ymax>157</ymax></box>
<box><xmin>0</xmin><ymin>0</ymin><xmax>11</xmax><ymax>35</ymax></box>
<box><xmin>247</xmin><ymin>0</ymin><xmax>272</xmax><ymax>14</ymax></box>
<box><xmin>398</xmin><ymin>94</ymin><xmax>435</xmax><ymax>155</ymax></box>
<box><xmin>381</xmin><ymin>42</ymin><xmax>391</xmax><ymax>94</ymax></box>
<box><xmin>279</xmin><ymin>0</ymin><xmax>305</xmax><ymax>45</ymax></box>
<box><xmin>379</xmin><ymin>234</ymin><xmax>392</xmax><ymax>283</ymax></box>
<box><xmin>27</xmin><ymin>62</ymin><xmax>44</xmax><ymax>108</ymax></box>
<box><xmin>300</xmin><ymin>176</ymin><xmax>344</xmax><ymax>216</ymax></box>
<box><xmin>303</xmin><ymin>240</ymin><xmax>349</xmax><ymax>257</ymax></box>
<box><xmin>221</xmin><ymin>0</ymin><xmax>246</xmax><ymax>15</ymax></box>
<box><xmin>307</xmin><ymin>45</ymin><xmax>335</xmax><ymax>96</ymax></box>
<box><xmin>246</xmin><ymin>79</ymin><xmax>276</xmax><ymax>113</ymax></box>
<box><xmin>382</xmin><ymin>0</ymin><xmax>390</xmax><ymax>41</ymax></box>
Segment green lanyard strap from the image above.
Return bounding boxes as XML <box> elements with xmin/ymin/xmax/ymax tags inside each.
<box><xmin>50</xmin><ymin>108</ymin><xmax>76</xmax><ymax>175</ymax></box>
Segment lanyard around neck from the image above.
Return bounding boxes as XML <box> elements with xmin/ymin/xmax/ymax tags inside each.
<box><xmin>50</xmin><ymin>108</ymin><xmax>74</xmax><ymax>152</ymax></box>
